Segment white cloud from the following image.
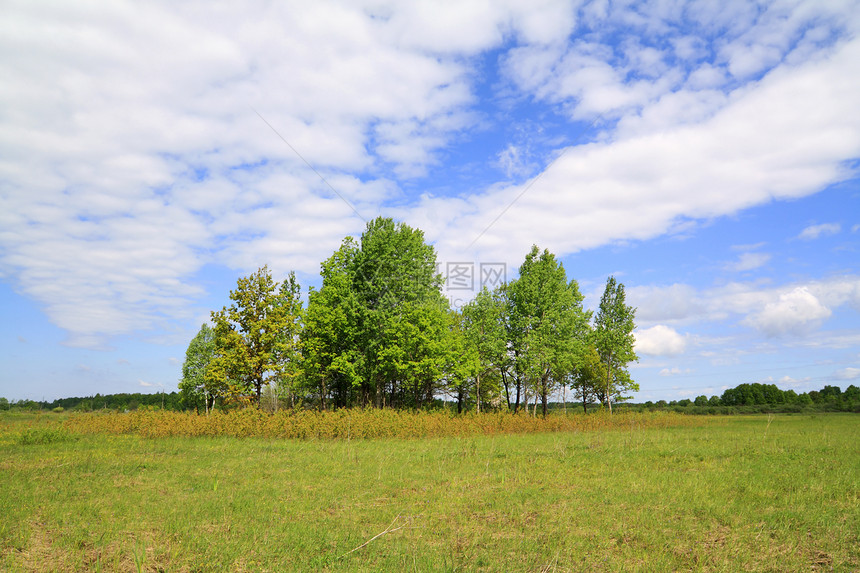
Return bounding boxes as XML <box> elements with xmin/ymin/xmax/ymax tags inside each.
<box><xmin>777</xmin><ymin>375</ymin><xmax>811</xmax><ymax>388</ymax></box>
<box><xmin>623</xmin><ymin>276</ymin><xmax>860</xmax><ymax>352</ymax></box>
<box><xmin>634</xmin><ymin>325</ymin><xmax>688</xmax><ymax>356</ymax></box>
<box><xmin>725</xmin><ymin>252</ymin><xmax>771</xmax><ymax>272</ymax></box>
<box><xmin>744</xmin><ymin>287</ymin><xmax>832</xmax><ymax>337</ymax></box>
<box><xmin>659</xmin><ymin>367</ymin><xmax>692</xmax><ymax>376</ymax></box>
<box><xmin>627</xmin><ymin>284</ymin><xmax>703</xmax><ymax>324</ymax></box>
<box><xmin>833</xmin><ymin>367</ymin><xmax>860</xmax><ymax>381</ymax></box>
<box><xmin>798</xmin><ymin>223</ymin><xmax>841</xmax><ymax>240</ymax></box>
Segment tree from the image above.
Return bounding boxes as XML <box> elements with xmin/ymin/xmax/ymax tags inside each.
<box><xmin>506</xmin><ymin>246</ymin><xmax>590</xmax><ymax>417</ymax></box>
<box><xmin>460</xmin><ymin>287</ymin><xmax>507</xmax><ymax>412</ymax></box>
<box><xmin>209</xmin><ymin>266</ymin><xmax>303</xmax><ymax>407</ymax></box>
<box><xmin>694</xmin><ymin>395</ymin><xmax>709</xmax><ymax>407</ymax></box>
<box><xmin>301</xmin><ymin>217</ymin><xmax>448</xmax><ymax>409</ymax></box>
<box><xmin>569</xmin><ymin>344</ymin><xmax>606</xmax><ymax>413</ymax></box>
<box><xmin>353</xmin><ymin>217</ymin><xmax>447</xmax><ymax>408</ymax></box>
<box><xmin>179</xmin><ymin>323</ymin><xmax>216</xmax><ymax>413</ymax></box>
<box><xmin>593</xmin><ymin>276</ymin><xmax>639</xmax><ymax>412</ymax></box>
<box><xmin>819</xmin><ymin>385</ymin><xmax>842</xmax><ymax>402</ymax></box>
<box><xmin>301</xmin><ymin>239</ymin><xmax>364</xmax><ymax>410</ymax></box>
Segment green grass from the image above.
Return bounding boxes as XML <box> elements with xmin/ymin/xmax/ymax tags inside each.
<box><xmin>1</xmin><ymin>413</ymin><xmax>857</xmax><ymax>571</ymax></box>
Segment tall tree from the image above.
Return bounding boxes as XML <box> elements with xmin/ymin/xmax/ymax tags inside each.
<box><xmin>209</xmin><ymin>266</ymin><xmax>303</xmax><ymax>407</ymax></box>
<box><xmin>301</xmin><ymin>217</ymin><xmax>448</xmax><ymax>409</ymax></box>
<box><xmin>444</xmin><ymin>309</ymin><xmax>482</xmax><ymax>413</ymax></box>
<box><xmin>593</xmin><ymin>276</ymin><xmax>639</xmax><ymax>412</ymax></box>
<box><xmin>460</xmin><ymin>287</ymin><xmax>507</xmax><ymax>412</ymax></box>
<box><xmin>507</xmin><ymin>246</ymin><xmax>590</xmax><ymax>416</ymax></box>
<box><xmin>301</xmin><ymin>238</ymin><xmax>364</xmax><ymax>410</ymax></box>
<box><xmin>179</xmin><ymin>323</ymin><xmax>216</xmax><ymax>413</ymax></box>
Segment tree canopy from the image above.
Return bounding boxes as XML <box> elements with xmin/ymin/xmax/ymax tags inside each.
<box><xmin>208</xmin><ymin>266</ymin><xmax>303</xmax><ymax>407</ymax></box>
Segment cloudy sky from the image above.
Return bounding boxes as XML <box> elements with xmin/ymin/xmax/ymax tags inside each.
<box><xmin>2</xmin><ymin>0</ymin><xmax>859</xmax><ymax>402</ymax></box>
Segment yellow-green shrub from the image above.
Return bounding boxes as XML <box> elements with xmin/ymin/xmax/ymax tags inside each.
<box><xmin>62</xmin><ymin>408</ymin><xmax>702</xmax><ymax>440</ymax></box>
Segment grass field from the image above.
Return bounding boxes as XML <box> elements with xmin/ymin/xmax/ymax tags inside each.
<box><xmin>1</xmin><ymin>412</ymin><xmax>857</xmax><ymax>572</ymax></box>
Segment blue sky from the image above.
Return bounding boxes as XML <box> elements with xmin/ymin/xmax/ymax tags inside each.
<box><xmin>2</xmin><ymin>0</ymin><xmax>859</xmax><ymax>402</ymax></box>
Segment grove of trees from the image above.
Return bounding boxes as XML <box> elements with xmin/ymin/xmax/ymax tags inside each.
<box><xmin>180</xmin><ymin>217</ymin><xmax>639</xmax><ymax>415</ymax></box>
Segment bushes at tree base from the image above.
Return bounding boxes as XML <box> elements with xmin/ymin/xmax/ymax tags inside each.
<box><xmin>61</xmin><ymin>408</ymin><xmax>701</xmax><ymax>440</ymax></box>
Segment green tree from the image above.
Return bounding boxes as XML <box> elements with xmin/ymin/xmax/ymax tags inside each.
<box><xmin>593</xmin><ymin>276</ymin><xmax>639</xmax><ymax>412</ymax></box>
<box><xmin>301</xmin><ymin>239</ymin><xmax>364</xmax><ymax>410</ymax></box>
<box><xmin>354</xmin><ymin>218</ymin><xmax>447</xmax><ymax>408</ymax></box>
<box><xmin>819</xmin><ymin>385</ymin><xmax>842</xmax><ymax>402</ymax></box>
<box><xmin>694</xmin><ymin>395</ymin><xmax>709</xmax><ymax>407</ymax></box>
<box><xmin>0</xmin><ymin>397</ymin><xmax>9</xmax><ymax>411</ymax></box>
<box><xmin>301</xmin><ymin>217</ymin><xmax>447</xmax><ymax>409</ymax></box>
<box><xmin>569</xmin><ymin>344</ymin><xmax>606</xmax><ymax>413</ymax></box>
<box><xmin>209</xmin><ymin>266</ymin><xmax>303</xmax><ymax>407</ymax></box>
<box><xmin>507</xmin><ymin>246</ymin><xmax>590</xmax><ymax>417</ymax></box>
<box><xmin>460</xmin><ymin>287</ymin><xmax>507</xmax><ymax>412</ymax></box>
<box><xmin>179</xmin><ymin>323</ymin><xmax>216</xmax><ymax>413</ymax></box>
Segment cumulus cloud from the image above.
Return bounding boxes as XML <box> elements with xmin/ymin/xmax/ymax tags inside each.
<box><xmin>833</xmin><ymin>367</ymin><xmax>860</xmax><ymax>381</ymax></box>
<box><xmin>744</xmin><ymin>287</ymin><xmax>832</xmax><ymax>337</ymax></box>
<box><xmin>798</xmin><ymin>223</ymin><xmax>841</xmax><ymax>240</ymax></box>
<box><xmin>628</xmin><ymin>276</ymin><xmax>860</xmax><ymax>334</ymax></box>
<box><xmin>634</xmin><ymin>325</ymin><xmax>688</xmax><ymax>356</ymax></box>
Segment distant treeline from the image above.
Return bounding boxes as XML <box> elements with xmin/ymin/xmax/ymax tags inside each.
<box><xmin>0</xmin><ymin>392</ymin><xmax>182</xmax><ymax>413</ymax></box>
<box><xmin>2</xmin><ymin>382</ymin><xmax>858</xmax><ymax>414</ymax></box>
<box><xmin>617</xmin><ymin>382</ymin><xmax>860</xmax><ymax>414</ymax></box>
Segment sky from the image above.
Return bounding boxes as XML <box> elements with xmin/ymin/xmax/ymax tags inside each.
<box><xmin>2</xmin><ymin>0</ymin><xmax>859</xmax><ymax>403</ymax></box>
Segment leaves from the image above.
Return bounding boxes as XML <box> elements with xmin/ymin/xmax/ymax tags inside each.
<box><xmin>208</xmin><ymin>266</ymin><xmax>303</xmax><ymax>406</ymax></box>
<box><xmin>593</xmin><ymin>276</ymin><xmax>639</xmax><ymax>409</ymax></box>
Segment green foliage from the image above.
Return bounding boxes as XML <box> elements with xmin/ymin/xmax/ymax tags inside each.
<box><xmin>179</xmin><ymin>323</ymin><xmax>216</xmax><ymax>412</ymax></box>
<box><xmin>505</xmin><ymin>246</ymin><xmax>591</xmax><ymax>416</ymax></box>
<box><xmin>301</xmin><ymin>217</ymin><xmax>448</xmax><ymax>409</ymax></box>
<box><xmin>17</xmin><ymin>426</ymin><xmax>77</xmax><ymax>445</ymax></box>
<box><xmin>458</xmin><ymin>288</ymin><xmax>507</xmax><ymax>412</ymax></box>
<box><xmin>209</xmin><ymin>266</ymin><xmax>303</xmax><ymax>406</ymax></box>
<box><xmin>569</xmin><ymin>345</ymin><xmax>607</xmax><ymax>413</ymax></box>
<box><xmin>0</xmin><ymin>397</ymin><xmax>9</xmax><ymax>411</ymax></box>
<box><xmin>180</xmin><ymin>221</ymin><xmax>643</xmax><ymax>415</ymax></box>
<box><xmin>593</xmin><ymin>276</ymin><xmax>639</xmax><ymax>410</ymax></box>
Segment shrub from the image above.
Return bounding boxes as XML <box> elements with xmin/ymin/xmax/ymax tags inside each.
<box><xmin>62</xmin><ymin>409</ymin><xmax>703</xmax><ymax>440</ymax></box>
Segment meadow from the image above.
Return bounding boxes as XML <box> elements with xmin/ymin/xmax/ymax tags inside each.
<box><xmin>1</xmin><ymin>412</ymin><xmax>857</xmax><ymax>572</ymax></box>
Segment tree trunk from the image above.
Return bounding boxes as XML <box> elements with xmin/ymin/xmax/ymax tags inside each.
<box><xmin>562</xmin><ymin>384</ymin><xmax>566</xmax><ymax>415</ymax></box>
<box><xmin>476</xmin><ymin>372</ymin><xmax>481</xmax><ymax>414</ymax></box>
<box><xmin>605</xmin><ymin>350</ymin><xmax>613</xmax><ymax>414</ymax></box>
<box><xmin>541</xmin><ymin>386</ymin><xmax>548</xmax><ymax>418</ymax></box>
<box><xmin>514</xmin><ymin>378</ymin><xmax>521</xmax><ymax>414</ymax></box>
<box><xmin>501</xmin><ymin>369</ymin><xmax>511</xmax><ymax>411</ymax></box>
